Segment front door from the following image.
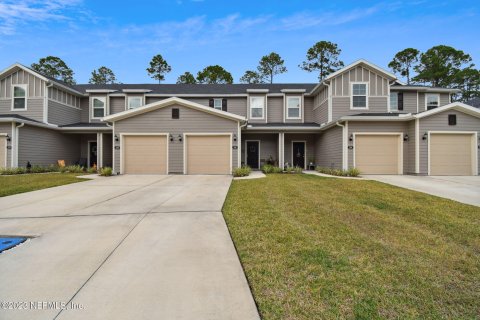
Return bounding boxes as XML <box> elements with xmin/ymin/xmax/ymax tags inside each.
<box><xmin>89</xmin><ymin>142</ymin><xmax>97</xmax><ymax>168</ymax></box>
<box><xmin>246</xmin><ymin>141</ymin><xmax>259</xmax><ymax>169</ymax></box>
<box><xmin>292</xmin><ymin>142</ymin><xmax>305</xmax><ymax>169</ymax></box>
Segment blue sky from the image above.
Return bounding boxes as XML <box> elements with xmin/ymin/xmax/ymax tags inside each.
<box><xmin>0</xmin><ymin>0</ymin><xmax>478</xmax><ymax>84</ymax></box>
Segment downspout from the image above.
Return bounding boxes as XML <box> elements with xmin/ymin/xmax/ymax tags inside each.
<box><xmin>336</xmin><ymin>121</ymin><xmax>348</xmax><ymax>170</ymax></box>
<box><xmin>14</xmin><ymin>122</ymin><xmax>25</xmax><ymax>167</ymax></box>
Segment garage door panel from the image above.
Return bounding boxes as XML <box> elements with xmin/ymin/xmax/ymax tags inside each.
<box><xmin>124</xmin><ymin>135</ymin><xmax>167</xmax><ymax>174</ymax></box>
<box><xmin>355</xmin><ymin>135</ymin><xmax>401</xmax><ymax>175</ymax></box>
<box><xmin>430</xmin><ymin>134</ymin><xmax>473</xmax><ymax>176</ymax></box>
<box><xmin>187</xmin><ymin>135</ymin><xmax>230</xmax><ymax>175</ymax></box>
<box><xmin>0</xmin><ymin>137</ymin><xmax>5</xmax><ymax>168</ymax></box>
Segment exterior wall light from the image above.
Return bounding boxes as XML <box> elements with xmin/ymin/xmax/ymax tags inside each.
<box><xmin>6</xmin><ymin>134</ymin><xmax>11</xmax><ymax>142</ymax></box>
<box><xmin>114</xmin><ymin>135</ymin><xmax>119</xmax><ymax>142</ymax></box>
<box><xmin>422</xmin><ymin>132</ymin><xmax>428</xmax><ymax>140</ymax></box>
<box><xmin>349</xmin><ymin>134</ymin><xmax>353</xmax><ymax>142</ymax></box>
<box><xmin>169</xmin><ymin>134</ymin><xmax>174</xmax><ymax>142</ymax></box>
<box><xmin>233</xmin><ymin>134</ymin><xmax>237</xmax><ymax>142</ymax></box>
<box><xmin>178</xmin><ymin>134</ymin><xmax>183</xmax><ymax>142</ymax></box>
<box><xmin>403</xmin><ymin>134</ymin><xmax>409</xmax><ymax>142</ymax></box>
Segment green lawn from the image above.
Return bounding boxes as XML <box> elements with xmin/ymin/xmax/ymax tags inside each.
<box><xmin>0</xmin><ymin>173</ymin><xmax>85</xmax><ymax>197</ymax></box>
<box><xmin>223</xmin><ymin>174</ymin><xmax>480</xmax><ymax>320</ymax></box>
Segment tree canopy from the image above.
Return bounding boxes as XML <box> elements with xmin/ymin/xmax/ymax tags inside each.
<box><xmin>257</xmin><ymin>52</ymin><xmax>287</xmax><ymax>83</ymax></box>
<box><xmin>388</xmin><ymin>48</ymin><xmax>420</xmax><ymax>84</ymax></box>
<box><xmin>299</xmin><ymin>41</ymin><xmax>344</xmax><ymax>81</ymax></box>
<box><xmin>176</xmin><ymin>72</ymin><xmax>197</xmax><ymax>84</ymax></box>
<box><xmin>89</xmin><ymin>66</ymin><xmax>118</xmax><ymax>84</ymax></box>
<box><xmin>196</xmin><ymin>65</ymin><xmax>233</xmax><ymax>84</ymax></box>
<box><xmin>31</xmin><ymin>56</ymin><xmax>76</xmax><ymax>85</ymax></box>
<box><xmin>239</xmin><ymin>70</ymin><xmax>265</xmax><ymax>84</ymax></box>
<box><xmin>146</xmin><ymin>54</ymin><xmax>172</xmax><ymax>84</ymax></box>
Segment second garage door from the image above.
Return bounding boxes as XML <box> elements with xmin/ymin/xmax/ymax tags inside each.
<box><xmin>355</xmin><ymin>134</ymin><xmax>402</xmax><ymax>174</ymax></box>
<box><xmin>430</xmin><ymin>133</ymin><xmax>474</xmax><ymax>175</ymax></box>
<box><xmin>186</xmin><ymin>135</ymin><xmax>231</xmax><ymax>174</ymax></box>
<box><xmin>123</xmin><ymin>135</ymin><xmax>168</xmax><ymax>174</ymax></box>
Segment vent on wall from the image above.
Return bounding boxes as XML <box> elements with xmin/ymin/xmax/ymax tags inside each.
<box><xmin>448</xmin><ymin>114</ymin><xmax>456</xmax><ymax>125</ymax></box>
<box><xmin>172</xmin><ymin>108</ymin><xmax>179</xmax><ymax>119</ymax></box>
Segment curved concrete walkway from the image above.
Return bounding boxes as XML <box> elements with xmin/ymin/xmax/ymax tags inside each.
<box><xmin>0</xmin><ymin>175</ymin><xmax>259</xmax><ymax>320</ymax></box>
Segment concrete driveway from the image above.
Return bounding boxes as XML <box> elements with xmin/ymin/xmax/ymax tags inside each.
<box><xmin>0</xmin><ymin>175</ymin><xmax>260</xmax><ymax>320</ymax></box>
<box><xmin>364</xmin><ymin>175</ymin><xmax>480</xmax><ymax>207</ymax></box>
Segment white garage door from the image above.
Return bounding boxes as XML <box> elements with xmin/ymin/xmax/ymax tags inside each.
<box><xmin>0</xmin><ymin>136</ymin><xmax>6</xmax><ymax>168</ymax></box>
<box><xmin>430</xmin><ymin>133</ymin><xmax>475</xmax><ymax>175</ymax></box>
<box><xmin>123</xmin><ymin>135</ymin><xmax>168</xmax><ymax>174</ymax></box>
<box><xmin>355</xmin><ymin>134</ymin><xmax>402</xmax><ymax>174</ymax></box>
<box><xmin>186</xmin><ymin>135</ymin><xmax>231</xmax><ymax>174</ymax></box>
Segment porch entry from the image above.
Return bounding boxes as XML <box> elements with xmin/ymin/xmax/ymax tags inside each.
<box><xmin>88</xmin><ymin>141</ymin><xmax>97</xmax><ymax>168</ymax></box>
<box><xmin>246</xmin><ymin>141</ymin><xmax>260</xmax><ymax>169</ymax></box>
<box><xmin>292</xmin><ymin>141</ymin><xmax>305</xmax><ymax>169</ymax></box>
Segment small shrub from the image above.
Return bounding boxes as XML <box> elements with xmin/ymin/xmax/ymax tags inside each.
<box><xmin>99</xmin><ymin>167</ymin><xmax>113</xmax><ymax>177</ymax></box>
<box><xmin>60</xmin><ymin>165</ymin><xmax>84</xmax><ymax>174</ymax></box>
<box><xmin>233</xmin><ymin>166</ymin><xmax>251</xmax><ymax>177</ymax></box>
<box><xmin>316</xmin><ymin>167</ymin><xmax>361</xmax><ymax>177</ymax></box>
<box><xmin>347</xmin><ymin>167</ymin><xmax>361</xmax><ymax>177</ymax></box>
<box><xmin>261</xmin><ymin>164</ymin><xmax>283</xmax><ymax>174</ymax></box>
<box><xmin>272</xmin><ymin>166</ymin><xmax>283</xmax><ymax>173</ymax></box>
<box><xmin>87</xmin><ymin>167</ymin><xmax>98</xmax><ymax>174</ymax></box>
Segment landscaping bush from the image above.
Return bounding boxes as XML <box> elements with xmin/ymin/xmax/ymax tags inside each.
<box><xmin>60</xmin><ymin>165</ymin><xmax>84</xmax><ymax>174</ymax></box>
<box><xmin>30</xmin><ymin>165</ymin><xmax>58</xmax><ymax>173</ymax></box>
<box><xmin>87</xmin><ymin>167</ymin><xmax>98</xmax><ymax>174</ymax></box>
<box><xmin>285</xmin><ymin>166</ymin><xmax>303</xmax><ymax>174</ymax></box>
<box><xmin>316</xmin><ymin>167</ymin><xmax>361</xmax><ymax>177</ymax></box>
<box><xmin>261</xmin><ymin>164</ymin><xmax>284</xmax><ymax>174</ymax></box>
<box><xmin>99</xmin><ymin>167</ymin><xmax>113</xmax><ymax>177</ymax></box>
<box><xmin>233</xmin><ymin>166</ymin><xmax>251</xmax><ymax>177</ymax></box>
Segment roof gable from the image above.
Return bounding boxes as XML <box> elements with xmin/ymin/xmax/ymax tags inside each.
<box><xmin>102</xmin><ymin>97</ymin><xmax>246</xmax><ymax>122</ymax></box>
<box><xmin>415</xmin><ymin>102</ymin><xmax>480</xmax><ymax>119</ymax></box>
<box><xmin>324</xmin><ymin>59</ymin><xmax>397</xmax><ymax>82</ymax></box>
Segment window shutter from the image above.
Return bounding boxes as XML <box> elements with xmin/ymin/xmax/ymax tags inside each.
<box><xmin>222</xmin><ymin>98</ymin><xmax>227</xmax><ymax>111</ymax></box>
<box><xmin>209</xmin><ymin>99</ymin><xmax>214</xmax><ymax>108</ymax></box>
<box><xmin>398</xmin><ymin>92</ymin><xmax>404</xmax><ymax>111</ymax></box>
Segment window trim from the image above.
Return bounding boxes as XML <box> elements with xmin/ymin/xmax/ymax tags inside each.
<box><xmin>91</xmin><ymin>96</ymin><xmax>106</xmax><ymax>119</ymax></box>
<box><xmin>389</xmin><ymin>91</ymin><xmax>398</xmax><ymax>112</ymax></box>
<box><xmin>286</xmin><ymin>96</ymin><xmax>302</xmax><ymax>120</ymax></box>
<box><xmin>249</xmin><ymin>96</ymin><xmax>265</xmax><ymax>120</ymax></box>
<box><xmin>350</xmin><ymin>82</ymin><xmax>369</xmax><ymax>110</ymax></box>
<box><xmin>11</xmin><ymin>84</ymin><xmax>28</xmax><ymax>111</ymax></box>
<box><xmin>425</xmin><ymin>93</ymin><xmax>440</xmax><ymax>110</ymax></box>
<box><xmin>126</xmin><ymin>96</ymin><xmax>143</xmax><ymax>110</ymax></box>
<box><xmin>213</xmin><ymin>98</ymin><xmax>223</xmax><ymax>110</ymax></box>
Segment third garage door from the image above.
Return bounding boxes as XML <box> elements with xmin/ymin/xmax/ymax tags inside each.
<box><xmin>123</xmin><ymin>135</ymin><xmax>168</xmax><ymax>174</ymax></box>
<box><xmin>430</xmin><ymin>133</ymin><xmax>474</xmax><ymax>175</ymax></box>
<box><xmin>355</xmin><ymin>134</ymin><xmax>402</xmax><ymax>174</ymax></box>
<box><xmin>186</xmin><ymin>135</ymin><xmax>231</xmax><ymax>174</ymax></box>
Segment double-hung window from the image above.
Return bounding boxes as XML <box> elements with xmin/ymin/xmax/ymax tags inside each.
<box><xmin>351</xmin><ymin>83</ymin><xmax>368</xmax><ymax>109</ymax></box>
<box><xmin>127</xmin><ymin>96</ymin><xmax>142</xmax><ymax>110</ymax></box>
<box><xmin>12</xmin><ymin>85</ymin><xmax>27</xmax><ymax>110</ymax></box>
<box><xmin>213</xmin><ymin>98</ymin><xmax>222</xmax><ymax>110</ymax></box>
<box><xmin>390</xmin><ymin>92</ymin><xmax>398</xmax><ymax>111</ymax></box>
<box><xmin>426</xmin><ymin>94</ymin><xmax>439</xmax><ymax>110</ymax></box>
<box><xmin>250</xmin><ymin>96</ymin><xmax>265</xmax><ymax>119</ymax></box>
<box><xmin>92</xmin><ymin>97</ymin><xmax>106</xmax><ymax>118</ymax></box>
<box><xmin>286</xmin><ymin>96</ymin><xmax>301</xmax><ymax>119</ymax></box>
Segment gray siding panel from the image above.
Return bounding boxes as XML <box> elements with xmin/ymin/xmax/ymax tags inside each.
<box><xmin>440</xmin><ymin>93</ymin><xmax>450</xmax><ymax>106</ymax></box>
<box><xmin>241</xmin><ymin>134</ymin><xmax>278</xmax><ymax>167</ymax></box>
<box><xmin>313</xmin><ymin>100</ymin><xmax>328</xmax><ymax>125</ymax></box>
<box><xmin>267</xmin><ymin>97</ymin><xmax>283</xmax><ymax>123</ymax></box>
<box><xmin>48</xmin><ymin>100</ymin><xmax>81</xmax><ymax>125</ymax></box>
<box><xmin>406</xmin><ymin>121</ymin><xmax>416</xmax><ymax>174</ymax></box>
<box><xmin>0</xmin><ymin>123</ymin><xmax>12</xmax><ymax>168</ymax></box>
<box><xmin>146</xmin><ymin>97</ymin><xmax>247</xmax><ymax>118</ymax></box>
<box><xmin>304</xmin><ymin>97</ymin><xmax>314</xmax><ymax>123</ymax></box>
<box><xmin>103</xmin><ymin>133</ymin><xmax>113</xmax><ymax>167</ymax></box>
<box><xmin>316</xmin><ymin>126</ymin><xmax>342</xmax><ymax>169</ymax></box>
<box><xmin>113</xmin><ymin>104</ymin><xmax>239</xmax><ymax>174</ymax></box>
<box><xmin>332</xmin><ymin>97</ymin><xmax>350</xmax><ymax>120</ymax></box>
<box><xmin>419</xmin><ymin>110</ymin><xmax>480</xmax><ymax>174</ymax></box>
<box><xmin>80</xmin><ymin>98</ymin><xmax>89</xmax><ymax>123</ymax></box>
<box><xmin>0</xmin><ymin>98</ymin><xmax>44</xmax><ymax>122</ymax></box>
<box><xmin>110</xmin><ymin>97</ymin><xmax>126</xmax><ymax>115</ymax></box>
<box><xmin>18</xmin><ymin>125</ymin><xmax>80</xmax><ymax>167</ymax></box>
<box><xmin>403</xmin><ymin>91</ymin><xmax>418</xmax><ymax>114</ymax></box>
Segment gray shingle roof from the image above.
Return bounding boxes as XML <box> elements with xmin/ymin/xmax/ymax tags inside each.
<box><xmin>351</xmin><ymin>113</ymin><xmax>409</xmax><ymax>117</ymax></box>
<box><xmin>71</xmin><ymin>83</ymin><xmax>318</xmax><ymax>95</ymax></box>
<box><xmin>248</xmin><ymin>122</ymin><xmax>320</xmax><ymax>127</ymax></box>
<box><xmin>0</xmin><ymin>114</ymin><xmax>42</xmax><ymax>123</ymax></box>
<box><xmin>59</xmin><ymin>122</ymin><xmax>109</xmax><ymax>128</ymax></box>
<box><xmin>466</xmin><ymin>97</ymin><xmax>480</xmax><ymax>108</ymax></box>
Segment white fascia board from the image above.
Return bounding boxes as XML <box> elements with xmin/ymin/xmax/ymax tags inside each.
<box><xmin>122</xmin><ymin>89</ymin><xmax>153</xmax><ymax>93</ymax></box>
<box><xmin>324</xmin><ymin>59</ymin><xmax>397</xmax><ymax>81</ymax></box>
<box><xmin>391</xmin><ymin>86</ymin><xmax>460</xmax><ymax>93</ymax></box>
<box><xmin>86</xmin><ymin>89</ymin><xmax>118</xmax><ymax>93</ymax></box>
<box><xmin>246</xmin><ymin>89</ymin><xmax>269</xmax><ymax>93</ymax></box>
<box><xmin>244</xmin><ymin>126</ymin><xmax>321</xmax><ymax>131</ymax></box>
<box><xmin>415</xmin><ymin>102</ymin><xmax>480</xmax><ymax>119</ymax></box>
<box><xmin>281</xmin><ymin>89</ymin><xmax>306</xmax><ymax>93</ymax></box>
<box><xmin>144</xmin><ymin>93</ymin><xmax>248</xmax><ymax>97</ymax></box>
<box><xmin>339</xmin><ymin>115</ymin><xmax>414</xmax><ymax>121</ymax></box>
<box><xmin>59</xmin><ymin>127</ymin><xmax>112</xmax><ymax>131</ymax></box>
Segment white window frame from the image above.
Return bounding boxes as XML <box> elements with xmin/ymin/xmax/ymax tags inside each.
<box><xmin>249</xmin><ymin>96</ymin><xmax>265</xmax><ymax>120</ymax></box>
<box><xmin>425</xmin><ymin>93</ymin><xmax>440</xmax><ymax>110</ymax></box>
<box><xmin>286</xmin><ymin>96</ymin><xmax>302</xmax><ymax>120</ymax></box>
<box><xmin>213</xmin><ymin>98</ymin><xmax>223</xmax><ymax>110</ymax></box>
<box><xmin>127</xmin><ymin>96</ymin><xmax>143</xmax><ymax>110</ymax></box>
<box><xmin>11</xmin><ymin>84</ymin><xmax>28</xmax><ymax>111</ymax></box>
<box><xmin>390</xmin><ymin>92</ymin><xmax>398</xmax><ymax>112</ymax></box>
<box><xmin>91</xmin><ymin>97</ymin><xmax>106</xmax><ymax>119</ymax></box>
<box><xmin>350</xmin><ymin>82</ymin><xmax>369</xmax><ymax>110</ymax></box>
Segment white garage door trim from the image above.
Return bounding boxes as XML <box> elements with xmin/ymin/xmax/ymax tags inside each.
<box><xmin>120</xmin><ymin>133</ymin><xmax>169</xmax><ymax>174</ymax></box>
<box><xmin>427</xmin><ymin>131</ymin><xmax>478</xmax><ymax>176</ymax></box>
<box><xmin>183</xmin><ymin>133</ymin><xmax>232</xmax><ymax>174</ymax></box>
<box><xmin>353</xmin><ymin>132</ymin><xmax>404</xmax><ymax>174</ymax></box>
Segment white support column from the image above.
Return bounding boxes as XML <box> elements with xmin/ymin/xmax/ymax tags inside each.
<box><xmin>97</xmin><ymin>133</ymin><xmax>103</xmax><ymax>168</ymax></box>
<box><xmin>278</xmin><ymin>132</ymin><xmax>284</xmax><ymax>168</ymax></box>
<box><xmin>237</xmin><ymin>123</ymin><xmax>241</xmax><ymax>168</ymax></box>
<box><xmin>343</xmin><ymin>121</ymin><xmax>349</xmax><ymax>170</ymax></box>
<box><xmin>415</xmin><ymin>118</ymin><xmax>420</xmax><ymax>174</ymax></box>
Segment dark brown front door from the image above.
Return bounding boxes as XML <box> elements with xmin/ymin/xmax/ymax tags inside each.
<box><xmin>246</xmin><ymin>141</ymin><xmax>259</xmax><ymax>169</ymax></box>
<box><xmin>292</xmin><ymin>142</ymin><xmax>305</xmax><ymax>169</ymax></box>
<box><xmin>89</xmin><ymin>142</ymin><xmax>97</xmax><ymax>167</ymax></box>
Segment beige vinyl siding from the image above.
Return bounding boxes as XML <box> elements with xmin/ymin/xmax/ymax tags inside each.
<box><xmin>48</xmin><ymin>100</ymin><xmax>81</xmax><ymax>125</ymax></box>
<box><xmin>315</xmin><ymin>126</ymin><xmax>342</xmax><ymax>169</ymax></box>
<box><xmin>145</xmin><ymin>97</ymin><xmax>164</xmax><ymax>105</ymax></box>
<box><xmin>102</xmin><ymin>133</ymin><xmax>113</xmax><ymax>167</ymax></box>
<box><xmin>0</xmin><ymin>123</ymin><xmax>12</xmax><ymax>168</ymax></box>
<box><xmin>110</xmin><ymin>97</ymin><xmax>126</xmax><ymax>114</ymax></box>
<box><xmin>418</xmin><ymin>92</ymin><xmax>425</xmax><ymax>111</ymax></box>
<box><xmin>284</xmin><ymin>133</ymin><xmax>316</xmax><ymax>166</ymax></box>
<box><xmin>113</xmin><ymin>104</ymin><xmax>239</xmax><ymax>174</ymax></box>
<box><xmin>419</xmin><ymin>110</ymin><xmax>480</xmax><ymax>174</ymax></box>
<box><xmin>304</xmin><ymin>97</ymin><xmax>314</xmax><ymax>123</ymax></box>
<box><xmin>347</xmin><ymin>121</ymin><xmax>410</xmax><ymax>172</ymax></box>
<box><xmin>406</xmin><ymin>121</ymin><xmax>416</xmax><ymax>174</ymax></box>
<box><xmin>48</xmin><ymin>87</ymin><xmax>81</xmax><ymax>109</ymax></box>
<box><xmin>0</xmin><ymin>69</ymin><xmax>45</xmax><ymax>98</ymax></box>
<box><xmin>313</xmin><ymin>87</ymin><xmax>329</xmax><ymax>125</ymax></box>
<box><xmin>80</xmin><ymin>98</ymin><xmax>89</xmax><ymax>123</ymax></box>
<box><xmin>402</xmin><ymin>91</ymin><xmax>418</xmax><ymax>113</ymax></box>
<box><xmin>332</xmin><ymin>97</ymin><xmax>350</xmax><ymax>120</ymax></box>
<box><xmin>18</xmin><ymin>125</ymin><xmax>80</xmax><ymax>167</ymax></box>
<box><xmin>0</xmin><ymin>98</ymin><xmax>44</xmax><ymax>122</ymax></box>
<box><xmin>267</xmin><ymin>97</ymin><xmax>283</xmax><ymax>123</ymax></box>
<box><xmin>241</xmin><ymin>133</ymin><xmax>278</xmax><ymax>167</ymax></box>
<box><xmin>440</xmin><ymin>93</ymin><xmax>450</xmax><ymax>106</ymax></box>
<box><xmin>146</xmin><ymin>97</ymin><xmax>247</xmax><ymax>118</ymax></box>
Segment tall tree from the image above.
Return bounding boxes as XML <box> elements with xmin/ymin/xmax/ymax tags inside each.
<box><xmin>31</xmin><ymin>56</ymin><xmax>75</xmax><ymax>85</ymax></box>
<box><xmin>89</xmin><ymin>66</ymin><xmax>118</xmax><ymax>84</ymax></box>
<box><xmin>413</xmin><ymin>45</ymin><xmax>474</xmax><ymax>87</ymax></box>
<box><xmin>239</xmin><ymin>70</ymin><xmax>265</xmax><ymax>84</ymax></box>
<box><xmin>299</xmin><ymin>41</ymin><xmax>344</xmax><ymax>81</ymax></box>
<box><xmin>257</xmin><ymin>52</ymin><xmax>287</xmax><ymax>83</ymax></box>
<box><xmin>196</xmin><ymin>65</ymin><xmax>233</xmax><ymax>84</ymax></box>
<box><xmin>146</xmin><ymin>54</ymin><xmax>172</xmax><ymax>84</ymax></box>
<box><xmin>177</xmin><ymin>72</ymin><xmax>197</xmax><ymax>84</ymax></box>
<box><xmin>453</xmin><ymin>68</ymin><xmax>480</xmax><ymax>102</ymax></box>
<box><xmin>388</xmin><ymin>48</ymin><xmax>420</xmax><ymax>84</ymax></box>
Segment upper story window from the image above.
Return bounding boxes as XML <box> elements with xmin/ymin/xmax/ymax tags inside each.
<box><xmin>12</xmin><ymin>85</ymin><xmax>27</xmax><ymax>110</ymax></box>
<box><xmin>213</xmin><ymin>99</ymin><xmax>222</xmax><ymax>110</ymax></box>
<box><xmin>390</xmin><ymin>92</ymin><xmax>398</xmax><ymax>111</ymax></box>
<box><xmin>426</xmin><ymin>94</ymin><xmax>439</xmax><ymax>110</ymax></box>
<box><xmin>92</xmin><ymin>97</ymin><xmax>106</xmax><ymax>118</ymax></box>
<box><xmin>286</xmin><ymin>96</ymin><xmax>301</xmax><ymax>119</ymax></box>
<box><xmin>127</xmin><ymin>96</ymin><xmax>143</xmax><ymax>110</ymax></box>
<box><xmin>250</xmin><ymin>96</ymin><xmax>265</xmax><ymax>119</ymax></box>
<box><xmin>351</xmin><ymin>83</ymin><xmax>368</xmax><ymax>109</ymax></box>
